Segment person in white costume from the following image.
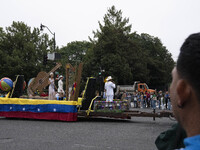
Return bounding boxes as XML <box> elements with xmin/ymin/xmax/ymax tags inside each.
<box><xmin>105</xmin><ymin>76</ymin><xmax>116</xmax><ymax>107</ymax></box>
<box><xmin>48</xmin><ymin>72</ymin><xmax>56</xmax><ymax>100</ymax></box>
<box><xmin>58</xmin><ymin>75</ymin><xmax>64</xmax><ymax>100</ymax></box>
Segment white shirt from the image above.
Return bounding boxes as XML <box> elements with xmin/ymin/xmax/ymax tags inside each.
<box><xmin>58</xmin><ymin>79</ymin><xmax>64</xmax><ymax>93</ymax></box>
<box><xmin>105</xmin><ymin>81</ymin><xmax>116</xmax><ymax>96</ymax></box>
<box><xmin>49</xmin><ymin>78</ymin><xmax>55</xmax><ymax>91</ymax></box>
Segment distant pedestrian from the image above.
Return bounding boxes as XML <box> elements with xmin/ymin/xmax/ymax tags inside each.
<box><xmin>165</xmin><ymin>91</ymin><xmax>169</xmax><ymax>109</ymax></box>
<box><xmin>146</xmin><ymin>92</ymin><xmax>150</xmax><ymax>108</ymax></box>
<box><xmin>157</xmin><ymin>91</ymin><xmax>163</xmax><ymax>109</ymax></box>
<box><xmin>140</xmin><ymin>93</ymin><xmax>144</xmax><ymax>108</ymax></box>
<box><xmin>152</xmin><ymin>93</ymin><xmax>157</xmax><ymax>109</ymax></box>
<box><xmin>132</xmin><ymin>92</ymin><xmax>137</xmax><ymax>108</ymax></box>
<box><xmin>121</xmin><ymin>91</ymin><xmax>127</xmax><ymax>100</ymax></box>
<box><xmin>159</xmin><ymin>91</ymin><xmax>165</xmax><ymax>110</ymax></box>
<box><xmin>167</xmin><ymin>94</ymin><xmax>171</xmax><ymax>110</ymax></box>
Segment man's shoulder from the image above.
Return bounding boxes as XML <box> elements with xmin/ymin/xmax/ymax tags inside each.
<box><xmin>184</xmin><ymin>134</ymin><xmax>200</xmax><ymax>149</ymax></box>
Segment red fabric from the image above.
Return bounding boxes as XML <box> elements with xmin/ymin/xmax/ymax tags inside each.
<box><xmin>40</xmin><ymin>93</ymin><xmax>48</xmax><ymax>97</ymax></box>
<box><xmin>0</xmin><ymin>111</ymin><xmax>77</xmax><ymax>122</ymax></box>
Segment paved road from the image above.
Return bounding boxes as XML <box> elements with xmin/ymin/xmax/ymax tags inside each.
<box><xmin>0</xmin><ymin>110</ymin><xmax>176</xmax><ymax>150</ymax></box>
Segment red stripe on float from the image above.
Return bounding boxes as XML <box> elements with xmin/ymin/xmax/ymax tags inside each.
<box><xmin>0</xmin><ymin>111</ymin><xmax>77</xmax><ymax>122</ymax></box>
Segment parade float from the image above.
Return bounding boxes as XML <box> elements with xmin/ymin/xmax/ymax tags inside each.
<box><xmin>0</xmin><ymin>63</ymin><xmax>173</xmax><ymax>122</ymax></box>
<box><xmin>0</xmin><ymin>63</ymin><xmax>79</xmax><ymax>122</ymax></box>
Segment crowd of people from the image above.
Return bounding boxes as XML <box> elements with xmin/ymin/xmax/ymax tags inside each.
<box><xmin>103</xmin><ymin>75</ymin><xmax>171</xmax><ymax>110</ymax></box>
<box><xmin>121</xmin><ymin>91</ymin><xmax>171</xmax><ymax>110</ymax></box>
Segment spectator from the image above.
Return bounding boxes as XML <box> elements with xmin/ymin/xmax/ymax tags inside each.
<box><xmin>167</xmin><ymin>94</ymin><xmax>171</xmax><ymax>110</ymax></box>
<box><xmin>146</xmin><ymin>92</ymin><xmax>150</xmax><ymax>108</ymax></box>
<box><xmin>159</xmin><ymin>91</ymin><xmax>165</xmax><ymax>110</ymax></box>
<box><xmin>132</xmin><ymin>92</ymin><xmax>137</xmax><ymax>108</ymax></box>
<box><xmin>157</xmin><ymin>33</ymin><xmax>200</xmax><ymax>149</ymax></box>
<box><xmin>165</xmin><ymin>91</ymin><xmax>169</xmax><ymax>109</ymax></box>
<box><xmin>152</xmin><ymin>92</ymin><xmax>157</xmax><ymax>109</ymax></box>
<box><xmin>121</xmin><ymin>91</ymin><xmax>127</xmax><ymax>100</ymax></box>
<box><xmin>140</xmin><ymin>92</ymin><xmax>144</xmax><ymax>108</ymax></box>
<box><xmin>144</xmin><ymin>92</ymin><xmax>147</xmax><ymax>108</ymax></box>
<box><xmin>157</xmin><ymin>91</ymin><xmax>163</xmax><ymax>109</ymax></box>
<box><xmin>127</xmin><ymin>93</ymin><xmax>132</xmax><ymax>108</ymax></box>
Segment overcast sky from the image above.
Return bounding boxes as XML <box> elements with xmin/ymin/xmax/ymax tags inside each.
<box><xmin>1</xmin><ymin>0</ymin><xmax>200</xmax><ymax>60</ymax></box>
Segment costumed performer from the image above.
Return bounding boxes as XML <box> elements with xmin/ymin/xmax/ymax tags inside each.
<box><xmin>48</xmin><ymin>72</ymin><xmax>57</xmax><ymax>100</ymax></box>
<box><xmin>58</xmin><ymin>75</ymin><xmax>64</xmax><ymax>100</ymax></box>
<box><xmin>104</xmin><ymin>76</ymin><xmax>116</xmax><ymax>108</ymax></box>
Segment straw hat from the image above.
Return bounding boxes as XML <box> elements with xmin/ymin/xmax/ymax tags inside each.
<box><xmin>59</xmin><ymin>75</ymin><xmax>63</xmax><ymax>79</ymax></box>
<box><xmin>106</xmin><ymin>76</ymin><xmax>113</xmax><ymax>81</ymax></box>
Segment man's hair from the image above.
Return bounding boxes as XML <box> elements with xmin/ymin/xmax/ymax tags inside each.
<box><xmin>177</xmin><ymin>33</ymin><xmax>200</xmax><ymax>98</ymax></box>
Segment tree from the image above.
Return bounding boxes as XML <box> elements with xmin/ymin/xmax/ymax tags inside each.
<box><xmin>0</xmin><ymin>21</ymin><xmax>53</xmax><ymax>81</ymax></box>
<box><xmin>84</xmin><ymin>5</ymin><xmax>175</xmax><ymax>89</ymax></box>
<box><xmin>136</xmin><ymin>33</ymin><xmax>175</xmax><ymax>89</ymax></box>
<box><xmin>86</xmin><ymin>6</ymin><xmax>135</xmax><ymax>84</ymax></box>
<box><xmin>59</xmin><ymin>41</ymin><xmax>92</xmax><ymax>66</ymax></box>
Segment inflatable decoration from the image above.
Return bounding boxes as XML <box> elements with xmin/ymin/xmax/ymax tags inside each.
<box><xmin>0</xmin><ymin>77</ymin><xmax>13</xmax><ymax>92</ymax></box>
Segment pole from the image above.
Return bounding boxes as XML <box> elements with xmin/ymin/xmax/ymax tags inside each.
<box><xmin>53</xmin><ymin>32</ymin><xmax>56</xmax><ymax>51</ymax></box>
<box><xmin>40</xmin><ymin>24</ymin><xmax>56</xmax><ymax>52</ymax></box>
<box><xmin>66</xmin><ymin>64</ymin><xmax>70</xmax><ymax>101</ymax></box>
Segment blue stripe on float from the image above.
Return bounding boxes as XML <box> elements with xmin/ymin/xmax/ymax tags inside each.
<box><xmin>0</xmin><ymin>104</ymin><xmax>77</xmax><ymax>113</ymax></box>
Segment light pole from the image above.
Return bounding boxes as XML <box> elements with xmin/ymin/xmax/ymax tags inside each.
<box><xmin>40</xmin><ymin>24</ymin><xmax>56</xmax><ymax>51</ymax></box>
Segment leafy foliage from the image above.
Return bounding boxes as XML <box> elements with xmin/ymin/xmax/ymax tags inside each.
<box><xmin>86</xmin><ymin>6</ymin><xmax>134</xmax><ymax>84</ymax></box>
<box><xmin>0</xmin><ymin>6</ymin><xmax>175</xmax><ymax>91</ymax></box>
<box><xmin>59</xmin><ymin>41</ymin><xmax>92</xmax><ymax>66</ymax></box>
<box><xmin>83</xmin><ymin>6</ymin><xmax>175</xmax><ymax>89</ymax></box>
<box><xmin>0</xmin><ymin>21</ymin><xmax>53</xmax><ymax>81</ymax></box>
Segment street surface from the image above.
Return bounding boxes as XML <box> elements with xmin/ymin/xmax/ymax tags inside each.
<box><xmin>0</xmin><ymin>108</ymin><xmax>176</xmax><ymax>150</ymax></box>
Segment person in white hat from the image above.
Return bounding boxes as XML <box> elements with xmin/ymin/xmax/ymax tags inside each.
<box><xmin>104</xmin><ymin>76</ymin><xmax>116</xmax><ymax>107</ymax></box>
<box><xmin>58</xmin><ymin>75</ymin><xmax>64</xmax><ymax>100</ymax></box>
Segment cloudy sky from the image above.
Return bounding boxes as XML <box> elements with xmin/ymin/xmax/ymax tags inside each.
<box><xmin>1</xmin><ymin>0</ymin><xmax>200</xmax><ymax>60</ymax></box>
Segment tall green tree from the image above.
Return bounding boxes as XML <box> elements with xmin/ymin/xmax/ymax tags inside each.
<box><xmin>86</xmin><ymin>6</ymin><xmax>136</xmax><ymax>84</ymax></box>
<box><xmin>138</xmin><ymin>33</ymin><xmax>175</xmax><ymax>89</ymax></box>
<box><xmin>0</xmin><ymin>21</ymin><xmax>53</xmax><ymax>81</ymax></box>
<box><xmin>59</xmin><ymin>41</ymin><xmax>92</xmax><ymax>66</ymax></box>
<box><xmin>84</xmin><ymin>5</ymin><xmax>175</xmax><ymax>89</ymax></box>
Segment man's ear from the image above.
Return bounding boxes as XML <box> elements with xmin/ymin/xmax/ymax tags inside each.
<box><xmin>176</xmin><ymin>79</ymin><xmax>191</xmax><ymax>107</ymax></box>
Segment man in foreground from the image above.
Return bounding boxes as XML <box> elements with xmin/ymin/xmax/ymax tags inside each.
<box><xmin>169</xmin><ymin>33</ymin><xmax>200</xmax><ymax>149</ymax></box>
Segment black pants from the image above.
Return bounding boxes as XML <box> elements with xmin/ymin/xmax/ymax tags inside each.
<box><xmin>59</xmin><ymin>97</ymin><xmax>63</xmax><ymax>100</ymax></box>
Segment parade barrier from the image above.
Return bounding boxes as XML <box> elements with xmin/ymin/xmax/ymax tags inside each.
<box><xmin>0</xmin><ymin>97</ymin><xmax>77</xmax><ymax>121</ymax></box>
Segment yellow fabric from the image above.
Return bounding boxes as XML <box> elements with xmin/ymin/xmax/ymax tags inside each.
<box><xmin>5</xmin><ymin>92</ymin><xmax>10</xmax><ymax>98</ymax></box>
<box><xmin>77</xmin><ymin>97</ymin><xmax>82</xmax><ymax>105</ymax></box>
<box><xmin>0</xmin><ymin>97</ymin><xmax>77</xmax><ymax>105</ymax></box>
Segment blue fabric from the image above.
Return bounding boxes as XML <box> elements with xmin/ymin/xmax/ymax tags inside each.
<box><xmin>183</xmin><ymin>135</ymin><xmax>200</xmax><ymax>150</ymax></box>
<box><xmin>0</xmin><ymin>104</ymin><xmax>77</xmax><ymax>113</ymax></box>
